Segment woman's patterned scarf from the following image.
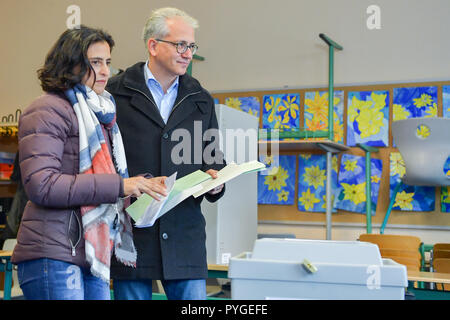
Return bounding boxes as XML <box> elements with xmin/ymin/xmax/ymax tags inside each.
<box><xmin>65</xmin><ymin>84</ymin><xmax>136</xmax><ymax>283</ymax></box>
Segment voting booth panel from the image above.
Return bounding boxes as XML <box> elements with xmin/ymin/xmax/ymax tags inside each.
<box><xmin>228</xmin><ymin>238</ymin><xmax>408</xmax><ymax>300</ymax></box>
<box><xmin>202</xmin><ymin>104</ymin><xmax>259</xmax><ymax>265</ymax></box>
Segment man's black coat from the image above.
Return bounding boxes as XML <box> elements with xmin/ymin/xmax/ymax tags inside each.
<box><xmin>107</xmin><ymin>62</ymin><xmax>225</xmax><ymax>280</ymax></box>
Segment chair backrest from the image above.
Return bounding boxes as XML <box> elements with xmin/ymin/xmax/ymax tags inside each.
<box><xmin>380</xmin><ymin>248</ymin><xmax>421</xmax><ymax>260</ymax></box>
<box><xmin>433</xmin><ymin>258</ymin><xmax>450</xmax><ymax>291</ymax></box>
<box><xmin>433</xmin><ymin>250</ymin><xmax>450</xmax><ymax>259</ymax></box>
<box><xmin>433</xmin><ymin>243</ymin><xmax>450</xmax><ymax>252</ymax></box>
<box><xmin>383</xmin><ymin>256</ymin><xmax>421</xmax><ymax>272</ymax></box>
<box><xmin>359</xmin><ymin>234</ymin><xmax>422</xmax><ymax>271</ymax></box>
<box><xmin>433</xmin><ymin>258</ymin><xmax>450</xmax><ymax>273</ymax></box>
<box><xmin>359</xmin><ymin>234</ymin><xmax>421</xmax><ymax>251</ymax></box>
<box><xmin>392</xmin><ymin>117</ymin><xmax>450</xmax><ymax>186</ymax></box>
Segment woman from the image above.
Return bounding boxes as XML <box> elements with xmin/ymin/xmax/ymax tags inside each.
<box><xmin>11</xmin><ymin>26</ymin><xmax>167</xmax><ymax>300</ymax></box>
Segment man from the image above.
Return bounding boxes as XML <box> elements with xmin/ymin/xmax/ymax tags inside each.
<box><xmin>107</xmin><ymin>7</ymin><xmax>225</xmax><ymax>300</ymax></box>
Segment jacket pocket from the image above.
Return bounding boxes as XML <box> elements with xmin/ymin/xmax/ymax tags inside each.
<box><xmin>68</xmin><ymin>210</ymin><xmax>82</xmax><ymax>257</ymax></box>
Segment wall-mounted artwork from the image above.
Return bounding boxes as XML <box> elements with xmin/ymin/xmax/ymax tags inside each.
<box><xmin>224</xmin><ymin>96</ymin><xmax>260</xmax><ymax>117</ymax></box>
<box><xmin>297</xmin><ymin>154</ymin><xmax>338</xmax><ymax>212</ymax></box>
<box><xmin>258</xmin><ymin>155</ymin><xmax>296</xmax><ymax>205</ymax></box>
<box><xmin>334</xmin><ymin>154</ymin><xmax>382</xmax><ymax>215</ymax></box>
<box><xmin>347</xmin><ymin>90</ymin><xmax>389</xmax><ymax>147</ymax></box>
<box><xmin>393</xmin><ymin>86</ymin><xmax>438</xmax><ymax>121</ymax></box>
<box><xmin>444</xmin><ymin>85</ymin><xmax>450</xmax><ymax>118</ymax></box>
<box><xmin>262</xmin><ymin>94</ymin><xmax>300</xmax><ymax>136</ymax></box>
<box><xmin>304</xmin><ymin>91</ymin><xmax>344</xmax><ymax>143</ymax></box>
<box><xmin>389</xmin><ymin>152</ymin><xmax>435</xmax><ymax>211</ymax></box>
<box><xmin>442</xmin><ymin>86</ymin><xmax>450</xmax><ymax>178</ymax></box>
<box><xmin>441</xmin><ymin>186</ymin><xmax>450</xmax><ymax>213</ymax></box>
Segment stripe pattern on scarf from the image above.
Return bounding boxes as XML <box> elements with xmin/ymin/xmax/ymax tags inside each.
<box><xmin>65</xmin><ymin>84</ymin><xmax>136</xmax><ymax>283</ymax></box>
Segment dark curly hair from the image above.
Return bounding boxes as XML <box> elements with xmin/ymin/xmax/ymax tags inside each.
<box><xmin>38</xmin><ymin>25</ymin><xmax>115</xmax><ymax>93</ymax></box>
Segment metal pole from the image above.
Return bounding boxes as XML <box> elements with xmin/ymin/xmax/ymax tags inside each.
<box><xmin>365</xmin><ymin>151</ymin><xmax>372</xmax><ymax>233</ymax></box>
<box><xmin>356</xmin><ymin>143</ymin><xmax>379</xmax><ymax>234</ymax></box>
<box><xmin>328</xmin><ymin>45</ymin><xmax>334</xmax><ymax>141</ymax></box>
<box><xmin>319</xmin><ymin>34</ymin><xmax>343</xmax><ymax>240</ymax></box>
<box><xmin>326</xmin><ymin>151</ymin><xmax>332</xmax><ymax>240</ymax></box>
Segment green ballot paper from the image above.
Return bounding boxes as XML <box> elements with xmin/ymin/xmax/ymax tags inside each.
<box><xmin>126</xmin><ymin>160</ymin><xmax>266</xmax><ymax>227</ymax></box>
<box><xmin>126</xmin><ymin>170</ymin><xmax>211</xmax><ymax>228</ymax></box>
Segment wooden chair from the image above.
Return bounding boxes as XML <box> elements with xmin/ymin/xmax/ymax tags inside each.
<box><xmin>433</xmin><ymin>250</ymin><xmax>450</xmax><ymax>260</ymax></box>
<box><xmin>379</xmin><ymin>248</ymin><xmax>421</xmax><ymax>261</ymax></box>
<box><xmin>431</xmin><ymin>244</ymin><xmax>450</xmax><ymax>275</ymax></box>
<box><xmin>433</xmin><ymin>258</ymin><xmax>450</xmax><ymax>291</ymax></box>
<box><xmin>358</xmin><ymin>234</ymin><xmax>422</xmax><ymax>272</ymax></box>
<box><xmin>359</xmin><ymin>234</ymin><xmax>421</xmax><ymax>251</ymax></box>
<box><xmin>433</xmin><ymin>243</ymin><xmax>450</xmax><ymax>251</ymax></box>
<box><xmin>381</xmin><ymin>256</ymin><xmax>421</xmax><ymax>272</ymax></box>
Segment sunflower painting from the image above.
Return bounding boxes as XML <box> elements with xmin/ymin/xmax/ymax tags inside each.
<box><xmin>334</xmin><ymin>154</ymin><xmax>382</xmax><ymax>215</ymax></box>
<box><xmin>257</xmin><ymin>155</ymin><xmax>296</xmax><ymax>205</ymax></box>
<box><xmin>304</xmin><ymin>91</ymin><xmax>344</xmax><ymax>143</ymax></box>
<box><xmin>347</xmin><ymin>90</ymin><xmax>389</xmax><ymax>147</ymax></box>
<box><xmin>441</xmin><ymin>186</ymin><xmax>450</xmax><ymax>213</ymax></box>
<box><xmin>297</xmin><ymin>154</ymin><xmax>338</xmax><ymax>212</ymax></box>
<box><xmin>389</xmin><ymin>152</ymin><xmax>435</xmax><ymax>211</ymax></box>
<box><xmin>262</xmin><ymin>94</ymin><xmax>300</xmax><ymax>139</ymax></box>
<box><xmin>224</xmin><ymin>96</ymin><xmax>260</xmax><ymax>118</ymax></box>
<box><xmin>393</xmin><ymin>86</ymin><xmax>437</xmax><ymax>121</ymax></box>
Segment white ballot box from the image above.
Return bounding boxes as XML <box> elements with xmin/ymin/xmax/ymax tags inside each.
<box><xmin>228</xmin><ymin>238</ymin><xmax>408</xmax><ymax>300</ymax></box>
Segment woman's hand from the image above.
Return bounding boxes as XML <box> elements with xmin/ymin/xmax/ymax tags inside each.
<box><xmin>123</xmin><ymin>176</ymin><xmax>167</xmax><ymax>200</ymax></box>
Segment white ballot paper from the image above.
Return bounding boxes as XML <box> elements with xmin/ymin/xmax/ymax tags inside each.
<box><xmin>132</xmin><ymin>172</ymin><xmax>177</xmax><ymax>228</ymax></box>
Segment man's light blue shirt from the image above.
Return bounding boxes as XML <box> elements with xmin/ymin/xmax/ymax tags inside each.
<box><xmin>144</xmin><ymin>61</ymin><xmax>179</xmax><ymax>124</ymax></box>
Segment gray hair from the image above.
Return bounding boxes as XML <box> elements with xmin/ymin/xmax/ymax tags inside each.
<box><xmin>142</xmin><ymin>7</ymin><xmax>199</xmax><ymax>45</ymax></box>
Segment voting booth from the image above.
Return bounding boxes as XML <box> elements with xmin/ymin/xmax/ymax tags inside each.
<box><xmin>201</xmin><ymin>104</ymin><xmax>259</xmax><ymax>264</ymax></box>
<box><xmin>228</xmin><ymin>238</ymin><xmax>408</xmax><ymax>300</ymax></box>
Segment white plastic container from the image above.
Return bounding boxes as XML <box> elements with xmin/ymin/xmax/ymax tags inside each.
<box><xmin>228</xmin><ymin>238</ymin><xmax>408</xmax><ymax>300</ymax></box>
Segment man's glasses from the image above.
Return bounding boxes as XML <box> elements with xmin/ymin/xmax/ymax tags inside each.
<box><xmin>156</xmin><ymin>39</ymin><xmax>198</xmax><ymax>55</ymax></box>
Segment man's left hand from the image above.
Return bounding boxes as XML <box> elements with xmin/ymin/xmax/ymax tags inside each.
<box><xmin>205</xmin><ymin>169</ymin><xmax>224</xmax><ymax>195</ymax></box>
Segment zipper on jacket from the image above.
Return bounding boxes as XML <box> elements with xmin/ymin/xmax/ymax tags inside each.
<box><xmin>124</xmin><ymin>85</ymin><xmax>158</xmax><ymax>109</ymax></box>
<box><xmin>168</xmin><ymin>91</ymin><xmax>201</xmax><ymax>119</ymax></box>
<box><xmin>124</xmin><ymin>84</ymin><xmax>201</xmax><ymax>121</ymax></box>
<box><xmin>68</xmin><ymin>210</ymin><xmax>82</xmax><ymax>257</ymax></box>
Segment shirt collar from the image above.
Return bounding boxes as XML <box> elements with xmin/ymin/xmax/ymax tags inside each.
<box><xmin>144</xmin><ymin>60</ymin><xmax>179</xmax><ymax>93</ymax></box>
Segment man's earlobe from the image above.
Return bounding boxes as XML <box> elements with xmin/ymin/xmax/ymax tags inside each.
<box><xmin>147</xmin><ymin>39</ymin><xmax>156</xmax><ymax>55</ymax></box>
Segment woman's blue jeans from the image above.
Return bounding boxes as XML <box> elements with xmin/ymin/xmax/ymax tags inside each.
<box><xmin>17</xmin><ymin>258</ymin><xmax>110</xmax><ymax>300</ymax></box>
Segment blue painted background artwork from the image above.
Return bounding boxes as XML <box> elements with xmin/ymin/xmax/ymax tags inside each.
<box><xmin>389</xmin><ymin>152</ymin><xmax>435</xmax><ymax>211</ymax></box>
<box><xmin>393</xmin><ymin>86</ymin><xmax>438</xmax><ymax>120</ymax></box>
<box><xmin>334</xmin><ymin>154</ymin><xmax>382</xmax><ymax>215</ymax></box>
<box><xmin>258</xmin><ymin>155</ymin><xmax>296</xmax><ymax>205</ymax></box>
<box><xmin>297</xmin><ymin>154</ymin><xmax>338</xmax><ymax>212</ymax></box>
<box><xmin>347</xmin><ymin>90</ymin><xmax>389</xmax><ymax>147</ymax></box>
<box><xmin>262</xmin><ymin>94</ymin><xmax>300</xmax><ymax>136</ymax></box>
<box><xmin>224</xmin><ymin>96</ymin><xmax>260</xmax><ymax>117</ymax></box>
